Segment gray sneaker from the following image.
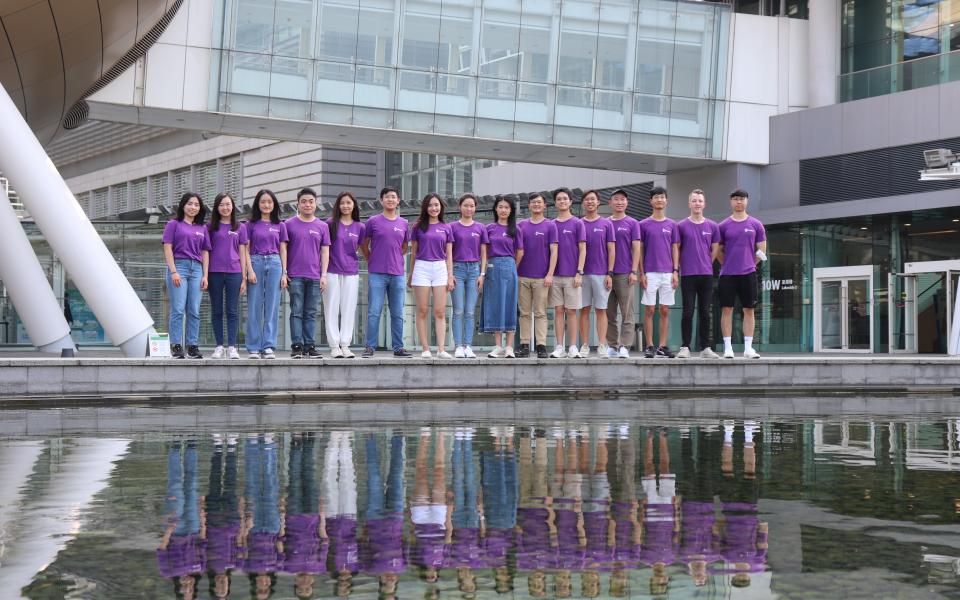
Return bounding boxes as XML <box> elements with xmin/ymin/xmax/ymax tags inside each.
<box><xmin>700</xmin><ymin>347</ymin><xmax>720</xmax><ymax>359</ymax></box>
<box><xmin>676</xmin><ymin>346</ymin><xmax>691</xmax><ymax>359</ymax></box>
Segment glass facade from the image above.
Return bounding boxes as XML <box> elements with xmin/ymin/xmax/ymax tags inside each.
<box><xmin>215</xmin><ymin>0</ymin><xmax>731</xmax><ymax>158</ymax></box>
<box><xmin>839</xmin><ymin>0</ymin><xmax>960</xmax><ymax>101</ymax></box>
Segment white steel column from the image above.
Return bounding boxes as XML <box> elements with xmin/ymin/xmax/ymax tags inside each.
<box><xmin>808</xmin><ymin>0</ymin><xmax>841</xmax><ymax>108</ymax></box>
<box><xmin>0</xmin><ymin>186</ymin><xmax>74</xmax><ymax>353</ymax></box>
<box><xmin>0</xmin><ymin>83</ymin><xmax>155</xmax><ymax>356</ymax></box>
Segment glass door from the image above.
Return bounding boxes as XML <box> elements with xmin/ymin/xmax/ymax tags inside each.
<box><xmin>816</xmin><ymin>276</ymin><xmax>873</xmax><ymax>352</ymax></box>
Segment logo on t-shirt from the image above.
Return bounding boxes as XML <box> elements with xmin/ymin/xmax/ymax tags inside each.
<box><xmin>309</xmin><ymin>229</ymin><xmax>321</xmax><ymax>236</ymax></box>
<box><xmin>701</xmin><ymin>230</ymin><xmax>712</xmax><ymax>237</ymax></box>
<box><xmin>193</xmin><ymin>231</ymin><xmax>205</xmax><ymax>237</ymax></box>
<box><xmin>744</xmin><ymin>228</ymin><xmax>755</xmax><ymax>233</ymax></box>
<box><xmin>593</xmin><ymin>227</ymin><xmax>606</xmax><ymax>234</ymax></box>
<box><xmin>661</xmin><ymin>227</ymin><xmax>671</xmax><ymax>234</ymax></box>
<box><xmin>347</xmin><ymin>231</ymin><xmax>359</xmax><ymax>238</ymax></box>
<box><xmin>392</xmin><ymin>226</ymin><xmax>404</xmax><ymax>233</ymax></box>
<box><xmin>470</xmin><ymin>232</ymin><xmax>480</xmax><ymax>238</ymax></box>
<box><xmin>269</xmin><ymin>227</ymin><xmax>279</xmax><ymax>234</ymax></box>
<box><xmin>228</xmin><ymin>230</ymin><xmax>239</xmax><ymax>236</ymax></box>
<box><xmin>534</xmin><ymin>231</ymin><xmax>545</xmax><ymax>236</ymax></box>
<box><xmin>561</xmin><ymin>228</ymin><xmax>575</xmax><ymax>235</ymax></box>
<box><xmin>617</xmin><ymin>226</ymin><xmax>630</xmax><ymax>233</ymax></box>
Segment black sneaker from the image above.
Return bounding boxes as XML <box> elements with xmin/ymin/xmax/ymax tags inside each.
<box><xmin>361</xmin><ymin>346</ymin><xmax>376</xmax><ymax>358</ymax></box>
<box><xmin>656</xmin><ymin>346</ymin><xmax>675</xmax><ymax>359</ymax></box>
<box><xmin>643</xmin><ymin>345</ymin><xmax>655</xmax><ymax>359</ymax></box>
<box><xmin>393</xmin><ymin>348</ymin><xmax>413</xmax><ymax>358</ymax></box>
<box><xmin>305</xmin><ymin>345</ymin><xmax>323</xmax><ymax>359</ymax></box>
<box><xmin>535</xmin><ymin>344</ymin><xmax>548</xmax><ymax>359</ymax></box>
<box><xmin>516</xmin><ymin>344</ymin><xmax>530</xmax><ymax>358</ymax></box>
<box><xmin>187</xmin><ymin>345</ymin><xmax>203</xmax><ymax>359</ymax></box>
<box><xmin>171</xmin><ymin>344</ymin><xmax>185</xmax><ymax>359</ymax></box>
<box><xmin>290</xmin><ymin>343</ymin><xmax>304</xmax><ymax>359</ymax></box>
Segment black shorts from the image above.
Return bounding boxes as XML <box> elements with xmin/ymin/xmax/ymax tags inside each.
<box><xmin>718</xmin><ymin>272</ymin><xmax>758</xmax><ymax>309</ymax></box>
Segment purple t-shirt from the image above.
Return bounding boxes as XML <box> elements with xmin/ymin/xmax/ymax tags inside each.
<box><xmin>283</xmin><ymin>514</ymin><xmax>327</xmax><ymax>574</ymax></box>
<box><xmin>162</xmin><ymin>220</ymin><xmax>212</xmax><ymax>262</ymax></box>
<box><xmin>327</xmin><ymin>516</ymin><xmax>360</xmax><ymax>573</ymax></box>
<box><xmin>554</xmin><ymin>217</ymin><xmax>586</xmax><ymax>277</ymax></box>
<box><xmin>678</xmin><ymin>218</ymin><xmax>720</xmax><ymax>277</ymax></box>
<box><xmin>486</xmin><ymin>223</ymin><xmax>523</xmax><ymax>258</ymax></box>
<box><xmin>247</xmin><ymin>219</ymin><xmax>288</xmax><ymax>255</ymax></box>
<box><xmin>517</xmin><ymin>219</ymin><xmax>558</xmax><ymax>279</ymax></box>
<box><xmin>284</xmin><ymin>217</ymin><xmax>331</xmax><ymax>280</ymax></box>
<box><xmin>208</xmin><ymin>222</ymin><xmax>248</xmax><ymax>273</ymax></box>
<box><xmin>582</xmin><ymin>217</ymin><xmax>616</xmax><ymax>276</ymax></box>
<box><xmin>719</xmin><ymin>216</ymin><xmax>766</xmax><ymax>276</ymax></box>
<box><xmin>245</xmin><ymin>532</ymin><xmax>283</xmax><ymax>573</ymax></box>
<box><xmin>327</xmin><ymin>219</ymin><xmax>366</xmax><ymax>276</ymax></box>
<box><xmin>411</xmin><ymin>222</ymin><xmax>453</xmax><ymax>262</ymax></box>
<box><xmin>157</xmin><ymin>534</ymin><xmax>205</xmax><ymax>578</ymax></box>
<box><xmin>363</xmin><ymin>517</ymin><xmax>406</xmax><ymax>574</ymax></box>
<box><xmin>365</xmin><ymin>214</ymin><xmax>409</xmax><ymax>275</ymax></box>
<box><xmin>679</xmin><ymin>501</ymin><xmax>720</xmax><ymax>563</ymax></box>
<box><xmin>450</xmin><ymin>221</ymin><xmax>489</xmax><ymax>262</ymax></box>
<box><xmin>639</xmin><ymin>217</ymin><xmax>679</xmax><ymax>274</ymax></box>
<box><xmin>206</xmin><ymin>524</ymin><xmax>240</xmax><ymax>573</ymax></box>
<box><xmin>609</xmin><ymin>216</ymin><xmax>640</xmax><ymax>275</ymax></box>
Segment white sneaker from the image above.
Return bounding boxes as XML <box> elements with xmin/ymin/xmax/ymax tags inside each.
<box><xmin>579</xmin><ymin>344</ymin><xmax>590</xmax><ymax>358</ymax></box>
<box><xmin>330</xmin><ymin>345</ymin><xmax>344</xmax><ymax>358</ymax></box>
<box><xmin>262</xmin><ymin>348</ymin><xmax>276</xmax><ymax>359</ymax></box>
<box><xmin>248</xmin><ymin>352</ymin><xmax>260</xmax><ymax>359</ymax></box>
<box><xmin>464</xmin><ymin>346</ymin><xmax>476</xmax><ymax>358</ymax></box>
<box><xmin>211</xmin><ymin>346</ymin><xmax>225</xmax><ymax>359</ymax></box>
<box><xmin>551</xmin><ymin>345</ymin><xmax>567</xmax><ymax>358</ymax></box>
<box><xmin>454</xmin><ymin>346</ymin><xmax>465</xmax><ymax>358</ymax></box>
<box><xmin>618</xmin><ymin>346</ymin><xmax>630</xmax><ymax>359</ymax></box>
<box><xmin>607</xmin><ymin>346</ymin><xmax>618</xmax><ymax>358</ymax></box>
<box><xmin>488</xmin><ymin>346</ymin><xmax>504</xmax><ymax>358</ymax></box>
<box><xmin>504</xmin><ymin>346</ymin><xmax>515</xmax><ymax>358</ymax></box>
<box><xmin>676</xmin><ymin>346</ymin><xmax>691</xmax><ymax>359</ymax></box>
<box><xmin>723</xmin><ymin>347</ymin><xmax>735</xmax><ymax>359</ymax></box>
<box><xmin>421</xmin><ymin>350</ymin><xmax>433</xmax><ymax>359</ymax></box>
<box><xmin>227</xmin><ymin>346</ymin><xmax>240</xmax><ymax>359</ymax></box>
<box><xmin>437</xmin><ymin>350</ymin><xmax>454</xmax><ymax>359</ymax></box>
<box><xmin>567</xmin><ymin>344</ymin><xmax>580</xmax><ymax>358</ymax></box>
<box><xmin>597</xmin><ymin>344</ymin><xmax>609</xmax><ymax>358</ymax></box>
<box><xmin>341</xmin><ymin>345</ymin><xmax>356</xmax><ymax>358</ymax></box>
<box><xmin>743</xmin><ymin>348</ymin><xmax>761</xmax><ymax>359</ymax></box>
<box><xmin>700</xmin><ymin>347</ymin><xmax>720</xmax><ymax>359</ymax></box>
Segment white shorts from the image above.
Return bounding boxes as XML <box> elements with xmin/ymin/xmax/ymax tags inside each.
<box><xmin>411</xmin><ymin>260</ymin><xmax>448</xmax><ymax>287</ymax></box>
<box><xmin>411</xmin><ymin>503</ymin><xmax>448</xmax><ymax>525</ymax></box>
<box><xmin>641</xmin><ymin>271</ymin><xmax>675</xmax><ymax>306</ymax></box>
<box><xmin>641</xmin><ymin>474</ymin><xmax>676</xmax><ymax>504</ymax></box>
<box><xmin>581</xmin><ymin>274</ymin><xmax>610</xmax><ymax>309</ymax></box>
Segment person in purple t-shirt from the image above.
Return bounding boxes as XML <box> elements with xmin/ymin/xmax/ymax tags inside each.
<box><xmin>283</xmin><ymin>433</ymin><xmax>327</xmax><ymax>600</ymax></box>
<box><xmin>638</xmin><ymin>186</ymin><xmax>680</xmax><ymax>359</ymax></box>
<box><xmin>360</xmin><ymin>186</ymin><xmax>413</xmax><ymax>358</ymax></box>
<box><xmin>411</xmin><ymin>428</ymin><xmax>452</xmax><ymax>583</ymax></box>
<box><xmin>284</xmin><ymin>187</ymin><xmax>331</xmax><ymax>359</ymax></box>
<box><xmin>718</xmin><ymin>189</ymin><xmax>767</xmax><ymax>359</ymax></box>
<box><xmin>481</xmin><ymin>196</ymin><xmax>524</xmax><ymax>358</ymax></box>
<box><xmin>244</xmin><ymin>189</ymin><xmax>288</xmax><ymax>359</ymax></box>
<box><xmin>549</xmin><ymin>188</ymin><xmax>586</xmax><ymax>359</ymax></box>
<box><xmin>450</xmin><ymin>193</ymin><xmax>489</xmax><ymax>358</ymax></box>
<box><xmin>408</xmin><ymin>193</ymin><xmax>455</xmax><ymax>359</ymax></box>
<box><xmin>206</xmin><ymin>193</ymin><xmax>248</xmax><ymax>360</ymax></box>
<box><xmin>605</xmin><ymin>189</ymin><xmax>641</xmax><ymax>358</ymax></box>
<box><xmin>676</xmin><ymin>189</ymin><xmax>721</xmax><ymax>360</ymax></box>
<box><xmin>162</xmin><ymin>192</ymin><xmax>211</xmax><ymax>359</ymax></box>
<box><xmin>517</xmin><ymin>193</ymin><xmax>559</xmax><ymax>358</ymax></box>
<box><xmin>323</xmin><ymin>191</ymin><xmax>366</xmax><ymax>359</ymax></box>
<box><xmin>578</xmin><ymin>190</ymin><xmax>616</xmax><ymax>360</ymax></box>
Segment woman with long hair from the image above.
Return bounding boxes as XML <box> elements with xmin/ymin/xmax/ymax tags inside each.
<box><xmin>323</xmin><ymin>191</ymin><xmax>366</xmax><ymax>358</ymax></box>
<box><xmin>408</xmin><ymin>193</ymin><xmax>454</xmax><ymax>359</ymax></box>
<box><xmin>245</xmin><ymin>189</ymin><xmax>288</xmax><ymax>359</ymax></box>
<box><xmin>162</xmin><ymin>192</ymin><xmax>211</xmax><ymax>359</ymax></box>
<box><xmin>449</xmin><ymin>193</ymin><xmax>488</xmax><ymax>358</ymax></box>
<box><xmin>481</xmin><ymin>196</ymin><xmax>523</xmax><ymax>358</ymax></box>
<box><xmin>207</xmin><ymin>193</ymin><xmax>248</xmax><ymax>359</ymax></box>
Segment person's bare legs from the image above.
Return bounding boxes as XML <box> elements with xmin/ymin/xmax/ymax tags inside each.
<box><xmin>565</xmin><ymin>308</ymin><xmax>578</xmax><ymax>349</ymax></box>
<box><xmin>742</xmin><ymin>308</ymin><xmax>755</xmax><ymax>337</ymax></box>
<box><xmin>595</xmin><ymin>309</ymin><xmax>608</xmax><ymax>347</ymax></box>
<box><xmin>644</xmin><ymin>306</ymin><xmax>655</xmax><ymax>348</ymax></box>
<box><xmin>553</xmin><ymin>306</ymin><xmax>566</xmax><ymax>348</ymax></box>
<box><xmin>658</xmin><ymin>305</ymin><xmax>670</xmax><ymax>348</ymax></box>
<box><xmin>721</xmin><ymin>306</ymin><xmax>734</xmax><ymax>338</ymax></box>
<box><xmin>432</xmin><ymin>286</ymin><xmax>448</xmax><ymax>354</ymax></box>
<box><xmin>414</xmin><ymin>286</ymin><xmax>431</xmax><ymax>352</ymax></box>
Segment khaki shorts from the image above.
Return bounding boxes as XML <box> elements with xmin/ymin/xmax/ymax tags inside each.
<box><xmin>549</xmin><ymin>276</ymin><xmax>583</xmax><ymax>309</ymax></box>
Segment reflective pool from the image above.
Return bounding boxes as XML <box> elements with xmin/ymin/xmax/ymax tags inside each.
<box><xmin>1</xmin><ymin>398</ymin><xmax>960</xmax><ymax>599</ymax></box>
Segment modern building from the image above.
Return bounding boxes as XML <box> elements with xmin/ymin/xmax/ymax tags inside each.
<box><xmin>0</xmin><ymin>0</ymin><xmax>958</xmax><ymax>355</ymax></box>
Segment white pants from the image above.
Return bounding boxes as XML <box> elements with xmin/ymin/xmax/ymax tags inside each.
<box><xmin>324</xmin><ymin>431</ymin><xmax>357</xmax><ymax>517</ymax></box>
<box><xmin>323</xmin><ymin>274</ymin><xmax>359</xmax><ymax>347</ymax></box>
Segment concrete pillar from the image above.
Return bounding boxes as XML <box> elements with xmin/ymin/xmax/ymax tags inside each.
<box><xmin>0</xmin><ymin>83</ymin><xmax>154</xmax><ymax>356</ymax></box>
<box><xmin>808</xmin><ymin>0</ymin><xmax>841</xmax><ymax>107</ymax></box>
<box><xmin>0</xmin><ymin>185</ymin><xmax>74</xmax><ymax>353</ymax></box>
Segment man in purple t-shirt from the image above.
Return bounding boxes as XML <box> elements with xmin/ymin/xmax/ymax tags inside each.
<box><xmin>284</xmin><ymin>188</ymin><xmax>330</xmax><ymax>358</ymax></box>
<box><xmin>549</xmin><ymin>188</ymin><xmax>585</xmax><ymax>359</ymax></box>
<box><xmin>516</xmin><ymin>193</ymin><xmax>558</xmax><ymax>359</ymax></box>
<box><xmin>605</xmin><ymin>189</ymin><xmax>641</xmax><ymax>359</ymax></box>
<box><xmin>718</xmin><ymin>189</ymin><xmax>767</xmax><ymax>359</ymax></box>
<box><xmin>638</xmin><ymin>186</ymin><xmax>680</xmax><ymax>358</ymax></box>
<box><xmin>676</xmin><ymin>189</ymin><xmax>721</xmax><ymax>359</ymax></box>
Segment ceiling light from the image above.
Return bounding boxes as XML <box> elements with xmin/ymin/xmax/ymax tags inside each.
<box><xmin>905</xmin><ymin>223</ymin><xmax>911</xmax><ymax>227</ymax></box>
<box><xmin>860</xmin><ymin>226</ymin><xmax>867</xmax><ymax>230</ymax></box>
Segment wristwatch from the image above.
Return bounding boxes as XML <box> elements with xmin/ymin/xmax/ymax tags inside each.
<box><xmin>607</xmin><ymin>271</ymin><xmax>614</xmax><ymax>277</ymax></box>
<box><xmin>672</xmin><ymin>268</ymin><xmax>679</xmax><ymax>273</ymax></box>
<box><xmin>576</xmin><ymin>269</ymin><xmax>584</xmax><ymax>275</ymax></box>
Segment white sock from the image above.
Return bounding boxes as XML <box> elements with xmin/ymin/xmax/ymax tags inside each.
<box><xmin>723</xmin><ymin>337</ymin><xmax>732</xmax><ymax>353</ymax></box>
<box><xmin>744</xmin><ymin>336</ymin><xmax>753</xmax><ymax>352</ymax></box>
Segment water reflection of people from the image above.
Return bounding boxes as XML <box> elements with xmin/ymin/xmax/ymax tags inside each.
<box><xmin>517</xmin><ymin>429</ymin><xmax>552</xmax><ymax>598</ymax></box>
<box><xmin>206</xmin><ymin>435</ymin><xmax>240</xmax><ymax>599</ymax></box>
<box><xmin>552</xmin><ymin>428</ymin><xmax>585</xmax><ymax>598</ymax></box>
<box><xmin>362</xmin><ymin>433</ymin><xmax>406</xmax><ymax>600</ymax></box>
<box><xmin>450</xmin><ymin>427</ymin><xmax>482</xmax><ymax>595</ymax></box>
<box><xmin>158</xmin><ymin>439</ymin><xmax>204</xmax><ymax>600</ymax></box>
<box><xmin>480</xmin><ymin>426</ymin><xmax>517</xmax><ymax>594</ymax></box>
<box><xmin>410</xmin><ymin>427</ymin><xmax>452</xmax><ymax>582</ymax></box>
<box><xmin>284</xmin><ymin>433</ymin><xmax>327</xmax><ymax>599</ymax></box>
<box><xmin>582</xmin><ymin>427</ymin><xmax>612</xmax><ymax>598</ymax></box>
<box><xmin>607</xmin><ymin>425</ymin><xmax>639</xmax><ymax>597</ymax></box>
<box><xmin>324</xmin><ymin>431</ymin><xmax>359</xmax><ymax>596</ymax></box>
<box><xmin>640</xmin><ymin>429</ymin><xmax>679</xmax><ymax>596</ymax></box>
<box><xmin>242</xmin><ymin>433</ymin><xmax>282</xmax><ymax>600</ymax></box>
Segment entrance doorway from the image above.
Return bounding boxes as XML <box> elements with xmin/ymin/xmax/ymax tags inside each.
<box><xmin>888</xmin><ymin>260</ymin><xmax>960</xmax><ymax>354</ymax></box>
<box><xmin>814</xmin><ymin>266</ymin><xmax>873</xmax><ymax>352</ymax></box>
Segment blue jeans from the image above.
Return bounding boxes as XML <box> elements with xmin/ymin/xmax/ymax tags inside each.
<box><xmin>247</xmin><ymin>254</ymin><xmax>282</xmax><ymax>353</ymax></box>
<box><xmin>245</xmin><ymin>436</ymin><xmax>280</xmax><ymax>534</ymax></box>
<box><xmin>208</xmin><ymin>272</ymin><xmax>242</xmax><ymax>346</ymax></box>
<box><xmin>167</xmin><ymin>259</ymin><xmax>203</xmax><ymax>346</ymax></box>
<box><xmin>481</xmin><ymin>256</ymin><xmax>518</xmax><ymax>333</ymax></box>
<box><xmin>366</xmin><ymin>272</ymin><xmax>406</xmax><ymax>350</ymax></box>
<box><xmin>452</xmin><ymin>261</ymin><xmax>480</xmax><ymax>347</ymax></box>
<box><xmin>288</xmin><ymin>277</ymin><xmax>320</xmax><ymax>347</ymax></box>
<box><xmin>165</xmin><ymin>441</ymin><xmax>200</xmax><ymax>535</ymax></box>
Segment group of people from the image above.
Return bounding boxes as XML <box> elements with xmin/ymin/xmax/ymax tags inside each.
<box><xmin>161</xmin><ymin>184</ymin><xmax>766</xmax><ymax>360</ymax></box>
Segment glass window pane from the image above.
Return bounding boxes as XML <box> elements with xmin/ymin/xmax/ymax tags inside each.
<box><xmin>558</xmin><ymin>0</ymin><xmax>599</xmax><ymax>87</ymax></box>
<box><xmin>518</xmin><ymin>0</ymin><xmax>553</xmax><ymax>83</ymax></box>
<box><xmin>274</xmin><ymin>0</ymin><xmax>316</xmax><ymax>58</ymax></box>
<box><xmin>479</xmin><ymin>9</ymin><xmax>521</xmax><ymax>80</ymax></box>
<box><xmin>358</xmin><ymin>0</ymin><xmax>396</xmax><ymax>66</ymax></box>
<box><xmin>318</xmin><ymin>1</ymin><xmax>360</xmax><ymax>63</ymax></box>
<box><xmin>401</xmin><ymin>9</ymin><xmax>441</xmax><ymax>70</ymax></box>
<box><xmin>232</xmin><ymin>0</ymin><xmax>276</xmax><ymax>54</ymax></box>
<box><xmin>438</xmin><ymin>0</ymin><xmax>474</xmax><ymax>74</ymax></box>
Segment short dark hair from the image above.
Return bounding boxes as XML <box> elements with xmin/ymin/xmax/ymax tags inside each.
<box><xmin>379</xmin><ymin>186</ymin><xmax>400</xmax><ymax>199</ymax></box>
<box><xmin>610</xmin><ymin>188</ymin><xmax>628</xmax><ymax>200</ymax></box>
<box><xmin>297</xmin><ymin>187</ymin><xmax>317</xmax><ymax>201</ymax></box>
<box><xmin>581</xmin><ymin>189</ymin><xmax>601</xmax><ymax>203</ymax></box>
<box><xmin>553</xmin><ymin>187</ymin><xmax>573</xmax><ymax>203</ymax></box>
<box><xmin>527</xmin><ymin>192</ymin><xmax>545</xmax><ymax>203</ymax></box>
<box><xmin>649</xmin><ymin>186</ymin><xmax>667</xmax><ymax>199</ymax></box>
<box><xmin>730</xmin><ymin>188</ymin><xmax>749</xmax><ymax>199</ymax></box>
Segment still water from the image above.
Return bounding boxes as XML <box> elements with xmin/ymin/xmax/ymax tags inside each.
<box><xmin>1</xmin><ymin>400</ymin><xmax>960</xmax><ymax>599</ymax></box>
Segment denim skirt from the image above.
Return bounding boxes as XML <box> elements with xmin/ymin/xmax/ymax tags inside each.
<box><xmin>480</xmin><ymin>256</ymin><xmax>518</xmax><ymax>332</ymax></box>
